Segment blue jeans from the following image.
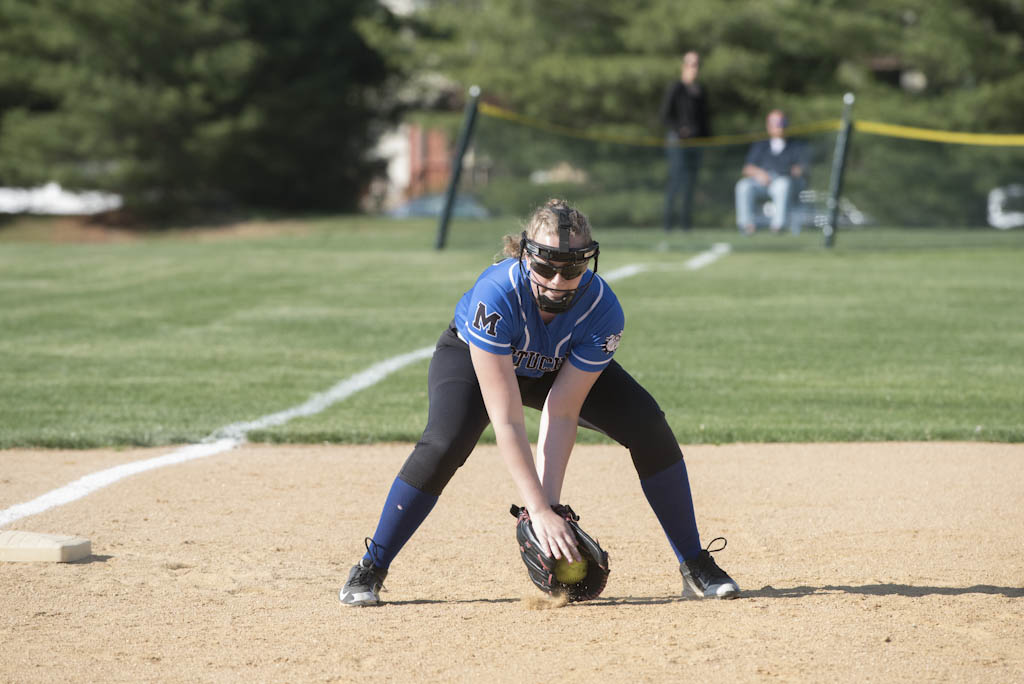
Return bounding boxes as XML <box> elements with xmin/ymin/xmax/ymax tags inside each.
<box><xmin>664</xmin><ymin>135</ymin><xmax>703</xmax><ymax>231</ymax></box>
<box><xmin>735</xmin><ymin>175</ymin><xmax>798</xmax><ymax>233</ymax></box>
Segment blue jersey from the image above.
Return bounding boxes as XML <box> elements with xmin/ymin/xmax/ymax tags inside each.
<box><xmin>454</xmin><ymin>259</ymin><xmax>625</xmax><ymax>378</ymax></box>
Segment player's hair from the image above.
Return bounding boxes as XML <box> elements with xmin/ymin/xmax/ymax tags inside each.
<box><xmin>498</xmin><ymin>199</ymin><xmax>593</xmax><ymax>261</ymax></box>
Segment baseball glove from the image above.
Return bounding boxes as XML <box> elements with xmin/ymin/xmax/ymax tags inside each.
<box><xmin>509</xmin><ymin>503</ymin><xmax>610</xmax><ymax>602</ymax></box>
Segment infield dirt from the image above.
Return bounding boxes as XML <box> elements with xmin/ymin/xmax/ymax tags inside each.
<box><xmin>2</xmin><ymin>442</ymin><xmax>1022</xmax><ymax>682</ymax></box>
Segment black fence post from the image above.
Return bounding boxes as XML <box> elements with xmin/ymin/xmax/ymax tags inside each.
<box><xmin>824</xmin><ymin>92</ymin><xmax>855</xmax><ymax>248</ymax></box>
<box><xmin>435</xmin><ymin>85</ymin><xmax>481</xmax><ymax>250</ymax></box>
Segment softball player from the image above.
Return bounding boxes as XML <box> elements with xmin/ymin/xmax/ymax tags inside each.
<box><xmin>340</xmin><ymin>199</ymin><xmax>739</xmax><ymax>605</ymax></box>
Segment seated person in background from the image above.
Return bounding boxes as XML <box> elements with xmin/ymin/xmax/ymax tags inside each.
<box><xmin>735</xmin><ymin>109</ymin><xmax>807</xmax><ymax>234</ymax></box>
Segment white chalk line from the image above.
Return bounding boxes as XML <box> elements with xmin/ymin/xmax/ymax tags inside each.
<box><xmin>0</xmin><ymin>244</ymin><xmax>729</xmax><ymax>528</ymax></box>
<box><xmin>684</xmin><ymin>242</ymin><xmax>731</xmax><ymax>270</ymax></box>
<box><xmin>597</xmin><ymin>242</ymin><xmax>730</xmax><ymax>281</ymax></box>
<box><xmin>0</xmin><ymin>347</ymin><xmax>433</xmax><ymax>528</ymax></box>
<box><xmin>601</xmin><ymin>263</ymin><xmax>648</xmax><ymax>281</ymax></box>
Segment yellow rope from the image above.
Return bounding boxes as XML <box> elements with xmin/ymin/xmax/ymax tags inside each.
<box><xmin>478</xmin><ymin>102</ymin><xmax>837</xmax><ymax>147</ymax></box>
<box><xmin>853</xmin><ymin>120</ymin><xmax>1024</xmax><ymax>146</ymax></box>
<box><xmin>477</xmin><ymin>102</ymin><xmax>1024</xmax><ymax>148</ymax></box>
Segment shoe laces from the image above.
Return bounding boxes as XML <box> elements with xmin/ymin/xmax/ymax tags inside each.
<box><xmin>705</xmin><ymin>536</ymin><xmax>727</xmax><ymax>554</ymax></box>
<box><xmin>354</xmin><ymin>537</ymin><xmax>386</xmax><ymax>587</ymax></box>
<box><xmin>351</xmin><ymin>562</ymin><xmax>379</xmax><ymax>586</ymax></box>
<box><xmin>363</xmin><ymin>536</ymin><xmax>385</xmax><ymax>567</ymax></box>
<box><xmin>694</xmin><ymin>537</ymin><xmax>730</xmax><ymax>581</ymax></box>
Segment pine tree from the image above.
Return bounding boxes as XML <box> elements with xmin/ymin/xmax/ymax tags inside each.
<box><xmin>0</xmin><ymin>0</ymin><xmax>401</xmax><ymax>218</ymax></box>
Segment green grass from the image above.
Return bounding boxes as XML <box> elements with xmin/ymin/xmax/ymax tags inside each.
<box><xmin>1</xmin><ymin>216</ymin><xmax>1022</xmax><ymax>447</ymax></box>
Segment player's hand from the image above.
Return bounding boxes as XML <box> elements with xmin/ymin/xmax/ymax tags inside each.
<box><xmin>528</xmin><ymin>507</ymin><xmax>582</xmax><ymax>563</ymax></box>
<box><xmin>511</xmin><ymin>504</ymin><xmax>611</xmax><ymax>601</ymax></box>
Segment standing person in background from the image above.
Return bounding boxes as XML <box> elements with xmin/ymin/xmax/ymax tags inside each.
<box><xmin>660</xmin><ymin>51</ymin><xmax>712</xmax><ymax>232</ymax></box>
<box><xmin>735</xmin><ymin>109</ymin><xmax>808</xmax><ymax>235</ymax></box>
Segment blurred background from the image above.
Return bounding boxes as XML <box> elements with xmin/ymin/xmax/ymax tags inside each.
<box><xmin>0</xmin><ymin>0</ymin><xmax>1021</xmax><ymax>229</ymax></box>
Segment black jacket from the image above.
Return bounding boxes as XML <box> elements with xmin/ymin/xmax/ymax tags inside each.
<box><xmin>660</xmin><ymin>81</ymin><xmax>712</xmax><ymax>139</ymax></box>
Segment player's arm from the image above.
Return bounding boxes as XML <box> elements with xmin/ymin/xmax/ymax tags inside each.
<box><xmin>535</xmin><ymin>363</ymin><xmax>602</xmax><ymax>505</ymax></box>
<box><xmin>469</xmin><ymin>344</ymin><xmax>582</xmax><ymax>562</ymax></box>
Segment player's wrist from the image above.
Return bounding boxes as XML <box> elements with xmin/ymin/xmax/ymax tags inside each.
<box><xmin>522</xmin><ymin>492</ymin><xmax>552</xmax><ymax>515</ymax></box>
<box><xmin>527</xmin><ymin>505</ymin><xmax>557</xmax><ymax>520</ymax></box>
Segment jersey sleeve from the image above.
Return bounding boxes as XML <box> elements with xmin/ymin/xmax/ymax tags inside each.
<box><xmin>567</xmin><ymin>286</ymin><xmax>625</xmax><ymax>373</ymax></box>
<box><xmin>458</xmin><ymin>275</ymin><xmax>518</xmax><ymax>356</ymax></box>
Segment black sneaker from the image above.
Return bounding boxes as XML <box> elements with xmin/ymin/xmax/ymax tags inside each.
<box><xmin>680</xmin><ymin>537</ymin><xmax>740</xmax><ymax>600</ymax></box>
<box><xmin>339</xmin><ymin>557</ymin><xmax>388</xmax><ymax>606</ymax></box>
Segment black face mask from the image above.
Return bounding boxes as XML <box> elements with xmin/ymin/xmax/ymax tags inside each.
<box><xmin>518</xmin><ymin>208</ymin><xmax>600</xmax><ymax>314</ymax></box>
<box><xmin>532</xmin><ymin>277</ymin><xmax>582</xmax><ymax>314</ymax></box>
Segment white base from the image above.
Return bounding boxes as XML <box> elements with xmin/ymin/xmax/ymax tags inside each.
<box><xmin>0</xmin><ymin>531</ymin><xmax>92</xmax><ymax>562</ymax></box>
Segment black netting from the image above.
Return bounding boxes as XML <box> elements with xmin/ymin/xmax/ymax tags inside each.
<box><xmin>843</xmin><ymin>134</ymin><xmax>1024</xmax><ymax>227</ymax></box>
<box><xmin>459</xmin><ymin>110</ymin><xmax>1024</xmax><ymax>230</ymax></box>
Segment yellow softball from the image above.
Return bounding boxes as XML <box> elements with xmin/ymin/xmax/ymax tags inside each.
<box><xmin>554</xmin><ymin>556</ymin><xmax>588</xmax><ymax>584</ymax></box>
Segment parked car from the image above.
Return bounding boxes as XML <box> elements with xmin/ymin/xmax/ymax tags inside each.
<box><xmin>387</xmin><ymin>193</ymin><xmax>490</xmax><ymax>219</ymax></box>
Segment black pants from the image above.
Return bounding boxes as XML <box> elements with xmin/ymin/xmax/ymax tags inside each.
<box><xmin>399</xmin><ymin>326</ymin><xmax>684</xmax><ymax>496</ymax></box>
<box><xmin>664</xmin><ymin>144</ymin><xmax>703</xmax><ymax>231</ymax></box>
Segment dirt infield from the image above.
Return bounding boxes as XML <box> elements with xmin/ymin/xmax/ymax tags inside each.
<box><xmin>1</xmin><ymin>442</ymin><xmax>1022</xmax><ymax>683</ymax></box>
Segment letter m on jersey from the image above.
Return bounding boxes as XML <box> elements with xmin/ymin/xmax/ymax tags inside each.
<box><xmin>473</xmin><ymin>301</ymin><xmax>502</xmax><ymax>337</ymax></box>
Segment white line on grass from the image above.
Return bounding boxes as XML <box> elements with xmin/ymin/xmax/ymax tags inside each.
<box><xmin>602</xmin><ymin>263</ymin><xmax>648</xmax><ymax>281</ymax></box>
<box><xmin>0</xmin><ymin>348</ymin><xmax>433</xmax><ymax>528</ymax></box>
<box><xmin>209</xmin><ymin>346</ymin><xmax>436</xmax><ymax>441</ymax></box>
<box><xmin>684</xmin><ymin>242</ymin><xmax>731</xmax><ymax>270</ymax></box>
<box><xmin>0</xmin><ymin>244</ymin><xmax>730</xmax><ymax>528</ymax></box>
<box><xmin>0</xmin><ymin>440</ymin><xmax>239</xmax><ymax>528</ymax></box>
<box><xmin>601</xmin><ymin>243</ymin><xmax>730</xmax><ymax>281</ymax></box>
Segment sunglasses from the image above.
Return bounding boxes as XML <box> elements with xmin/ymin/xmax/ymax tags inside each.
<box><xmin>529</xmin><ymin>256</ymin><xmax>589</xmax><ymax>280</ymax></box>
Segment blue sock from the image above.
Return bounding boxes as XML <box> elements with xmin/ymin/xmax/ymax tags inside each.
<box><xmin>639</xmin><ymin>459</ymin><xmax>702</xmax><ymax>562</ymax></box>
<box><xmin>363</xmin><ymin>477</ymin><xmax>438</xmax><ymax>569</ymax></box>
